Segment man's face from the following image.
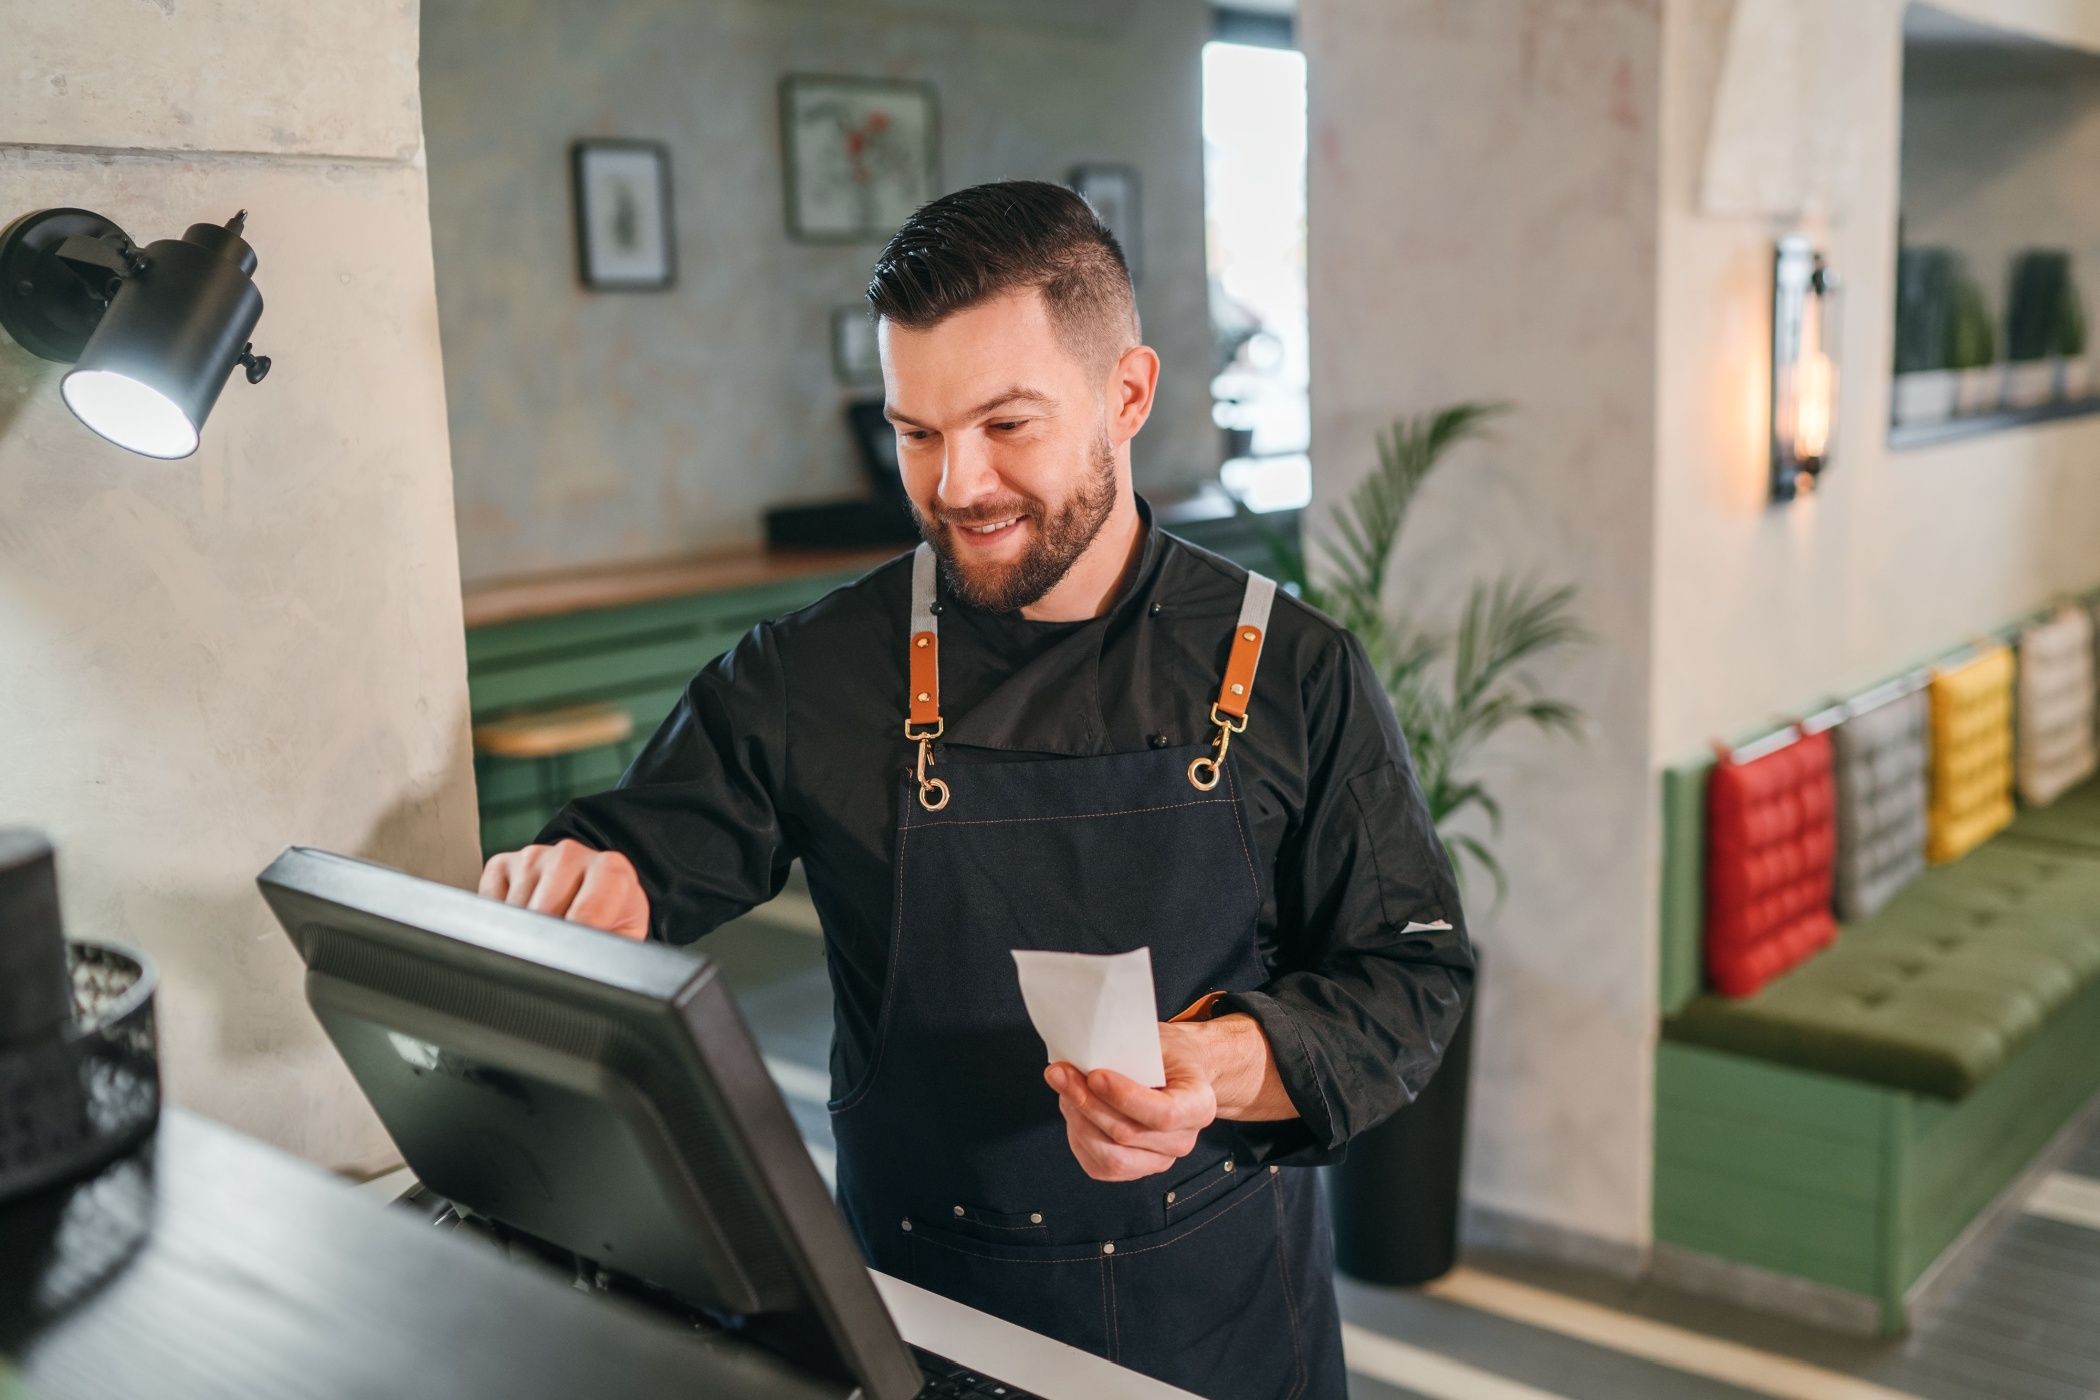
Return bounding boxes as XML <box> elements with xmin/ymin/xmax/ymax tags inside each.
<box><xmin>880</xmin><ymin>291</ymin><xmax>1120</xmax><ymax>613</ymax></box>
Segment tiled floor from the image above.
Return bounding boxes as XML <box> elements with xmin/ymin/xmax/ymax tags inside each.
<box><xmin>707</xmin><ymin>893</ymin><xmax>2100</xmax><ymax>1400</ymax></box>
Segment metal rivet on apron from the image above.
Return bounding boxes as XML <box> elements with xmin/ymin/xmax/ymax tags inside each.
<box><xmin>1230</xmin><ymin>682</ymin><xmax>1245</xmax><ymax>695</ymax></box>
<box><xmin>1149</xmin><ymin>733</ymin><xmax>1168</xmax><ymax>749</ymax></box>
<box><xmin>901</xmin><ymin>1219</ymin><xmax>913</xmax><ymax>1232</ymax></box>
<box><xmin>1030</xmin><ymin>1212</ymin><xmax>1042</xmax><ymax>1224</ymax></box>
<box><xmin>916</xmin><ymin>636</ymin><xmax>929</xmax><ymax>648</ymax></box>
<box><xmin>953</xmin><ymin>1205</ymin><xmax>965</xmax><ymax>1217</ymax></box>
<box><xmin>1222</xmin><ymin>1159</ymin><xmax>1235</xmax><ymax>1173</ymax></box>
<box><xmin>1101</xmin><ymin>1241</ymin><xmax>1115</xmax><ymax>1255</ymax></box>
<box><xmin>917</xmin><ymin>691</ymin><xmax>930</xmax><ymax>703</ymax></box>
<box><xmin>1243</xmin><ymin>629</ymin><xmax>1257</xmax><ymax>641</ymax></box>
<box><xmin>1165</xmin><ymin>1191</ymin><xmax>1177</xmax><ymax>1204</ymax></box>
<box><xmin>1149</xmin><ymin>601</ymin><xmax>1163</xmax><ymax>615</ymax></box>
<box><xmin>929</xmin><ymin>601</ymin><xmax>943</xmax><ymax>615</ymax></box>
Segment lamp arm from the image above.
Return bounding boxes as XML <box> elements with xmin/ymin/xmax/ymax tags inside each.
<box><xmin>52</xmin><ymin>231</ymin><xmax>146</xmax><ymax>298</ymax></box>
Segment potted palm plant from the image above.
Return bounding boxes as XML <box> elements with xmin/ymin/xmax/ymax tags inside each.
<box><xmin>2053</xmin><ymin>267</ymin><xmax>2089</xmax><ymax>402</ymax></box>
<box><xmin>1948</xmin><ymin>267</ymin><xmax>2000</xmax><ymax>417</ymax></box>
<box><xmin>2005</xmin><ymin>249</ymin><xmax>2072</xmax><ymax>409</ymax></box>
<box><xmin>1234</xmin><ymin>402</ymin><xmax>1587</xmax><ymax>1283</ymax></box>
<box><xmin>1892</xmin><ymin>247</ymin><xmax>1957</xmax><ymax>427</ymax></box>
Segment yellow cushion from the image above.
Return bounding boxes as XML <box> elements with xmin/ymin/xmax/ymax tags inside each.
<box><xmin>1928</xmin><ymin>645</ymin><xmax>2014</xmax><ymax>863</ymax></box>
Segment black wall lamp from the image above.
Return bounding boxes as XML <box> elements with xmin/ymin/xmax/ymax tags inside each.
<box><xmin>1771</xmin><ymin>235</ymin><xmax>1840</xmax><ymax>504</ymax></box>
<box><xmin>0</xmin><ymin>207</ymin><xmax>270</xmax><ymax>460</ymax></box>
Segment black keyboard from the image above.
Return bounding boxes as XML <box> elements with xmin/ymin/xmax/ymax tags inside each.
<box><xmin>913</xmin><ymin>1345</ymin><xmax>1041</xmax><ymax>1398</ymax></box>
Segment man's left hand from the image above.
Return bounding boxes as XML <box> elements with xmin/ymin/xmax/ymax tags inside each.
<box><xmin>1045</xmin><ymin>1022</ymin><xmax>1219</xmax><ymax>1182</ymax></box>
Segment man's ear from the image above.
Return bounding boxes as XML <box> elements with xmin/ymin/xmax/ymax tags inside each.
<box><xmin>1105</xmin><ymin>343</ymin><xmax>1160</xmax><ymax>445</ymax></box>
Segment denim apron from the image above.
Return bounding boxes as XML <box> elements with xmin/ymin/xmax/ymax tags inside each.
<box><xmin>829</xmin><ymin>543</ymin><xmax>1345</xmax><ymax>1399</ymax></box>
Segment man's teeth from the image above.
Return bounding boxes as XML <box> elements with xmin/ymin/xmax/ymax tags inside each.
<box><xmin>965</xmin><ymin>518</ymin><xmax>1019</xmax><ymax>534</ymax></box>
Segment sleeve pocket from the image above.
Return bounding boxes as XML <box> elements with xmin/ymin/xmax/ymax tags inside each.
<box><xmin>1344</xmin><ymin>762</ymin><xmax>1453</xmax><ymax>934</ymax></box>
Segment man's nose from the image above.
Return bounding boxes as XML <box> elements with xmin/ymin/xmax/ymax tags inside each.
<box><xmin>939</xmin><ymin>435</ymin><xmax>1000</xmax><ymax>509</ymax></box>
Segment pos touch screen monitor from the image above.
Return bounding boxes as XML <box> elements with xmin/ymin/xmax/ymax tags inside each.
<box><xmin>255</xmin><ymin>846</ymin><xmax>924</xmax><ymax>1400</ymax></box>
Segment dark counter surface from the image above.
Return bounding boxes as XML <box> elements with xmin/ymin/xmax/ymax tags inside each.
<box><xmin>0</xmin><ymin>1108</ymin><xmax>826</xmax><ymax>1400</ymax></box>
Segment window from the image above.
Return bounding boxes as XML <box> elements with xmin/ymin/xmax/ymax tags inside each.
<box><xmin>1202</xmin><ymin>26</ymin><xmax>1310</xmax><ymax>507</ymax></box>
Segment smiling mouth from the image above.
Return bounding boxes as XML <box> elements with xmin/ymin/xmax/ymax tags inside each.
<box><xmin>948</xmin><ymin>514</ymin><xmax>1028</xmax><ymax>544</ymax></box>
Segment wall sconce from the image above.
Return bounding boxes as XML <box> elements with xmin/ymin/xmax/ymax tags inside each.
<box><xmin>0</xmin><ymin>207</ymin><xmax>270</xmax><ymax>459</ymax></box>
<box><xmin>1771</xmin><ymin>235</ymin><xmax>1839</xmax><ymax>503</ymax></box>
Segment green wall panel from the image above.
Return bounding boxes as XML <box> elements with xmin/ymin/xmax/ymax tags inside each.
<box><xmin>1658</xmin><ymin>758</ymin><xmax>1711</xmax><ymax>1015</ymax></box>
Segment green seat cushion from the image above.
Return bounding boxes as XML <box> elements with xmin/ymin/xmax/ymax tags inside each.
<box><xmin>1663</xmin><ymin>842</ymin><xmax>2100</xmax><ymax>1097</ymax></box>
<box><xmin>2005</xmin><ymin>773</ymin><xmax>2100</xmax><ymax>851</ymax></box>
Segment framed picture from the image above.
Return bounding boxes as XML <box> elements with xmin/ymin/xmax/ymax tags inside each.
<box><xmin>571</xmin><ymin>139</ymin><xmax>675</xmax><ymax>290</ymax></box>
<box><xmin>832</xmin><ymin>305</ymin><xmax>883</xmax><ymax>386</ymax></box>
<box><xmin>781</xmin><ymin>75</ymin><xmax>939</xmax><ymax>242</ymax></box>
<box><xmin>1069</xmin><ymin>163</ymin><xmax>1142</xmax><ymax>285</ymax></box>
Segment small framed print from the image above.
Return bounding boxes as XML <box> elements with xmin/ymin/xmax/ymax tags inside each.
<box><xmin>571</xmin><ymin>139</ymin><xmax>675</xmax><ymax>290</ymax></box>
<box><xmin>781</xmin><ymin>75</ymin><xmax>940</xmax><ymax>242</ymax></box>
<box><xmin>1069</xmin><ymin>163</ymin><xmax>1142</xmax><ymax>285</ymax></box>
<box><xmin>832</xmin><ymin>305</ymin><xmax>882</xmax><ymax>386</ymax></box>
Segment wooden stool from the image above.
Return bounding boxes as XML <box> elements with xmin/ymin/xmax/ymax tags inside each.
<box><xmin>472</xmin><ymin>702</ymin><xmax>636</xmax><ymax>815</ymax></box>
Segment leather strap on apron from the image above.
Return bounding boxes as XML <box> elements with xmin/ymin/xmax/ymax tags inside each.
<box><xmin>905</xmin><ymin>543</ymin><xmax>948</xmax><ymax>810</ymax></box>
<box><xmin>903</xmin><ymin>540</ymin><xmax>1279</xmax><ymax>804</ymax></box>
<box><xmin>1191</xmin><ymin>570</ymin><xmax>1276</xmax><ymax>792</ymax></box>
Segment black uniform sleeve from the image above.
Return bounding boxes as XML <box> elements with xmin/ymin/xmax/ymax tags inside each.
<box><xmin>1218</xmin><ymin>627</ymin><xmax>1475</xmax><ymax>1166</ymax></box>
<box><xmin>530</xmin><ymin>621</ymin><xmax>796</xmax><ymax>946</ymax></box>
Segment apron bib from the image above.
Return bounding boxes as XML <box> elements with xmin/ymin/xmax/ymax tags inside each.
<box><xmin>828</xmin><ymin>543</ymin><xmax>1345</xmax><ymax>1399</ymax></box>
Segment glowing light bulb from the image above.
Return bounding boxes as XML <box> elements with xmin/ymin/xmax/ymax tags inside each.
<box><xmin>60</xmin><ymin>369</ymin><xmax>201</xmax><ymax>459</ymax></box>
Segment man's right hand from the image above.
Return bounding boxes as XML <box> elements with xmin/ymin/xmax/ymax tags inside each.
<box><xmin>479</xmin><ymin>839</ymin><xmax>651</xmax><ymax>942</ymax></box>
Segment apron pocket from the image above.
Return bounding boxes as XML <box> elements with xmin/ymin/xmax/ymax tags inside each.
<box><xmin>1163</xmin><ymin>1153</ymin><xmax>1244</xmax><ymax>1220</ymax></box>
<box><xmin>945</xmin><ymin>1201</ymin><xmax>1049</xmax><ymax>1237</ymax></box>
<box><xmin>1108</xmin><ymin>1166</ymin><xmax>1306</xmax><ymax>1400</ymax></box>
<box><xmin>904</xmin><ymin>1220</ymin><xmax>1112</xmax><ymax>1358</ymax></box>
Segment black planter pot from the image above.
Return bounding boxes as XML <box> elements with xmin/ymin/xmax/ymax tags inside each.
<box><xmin>1325</xmin><ymin>953</ymin><xmax>1477</xmax><ymax>1286</ymax></box>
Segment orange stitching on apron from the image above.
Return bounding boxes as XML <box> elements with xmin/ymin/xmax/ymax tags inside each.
<box><xmin>1273</xmin><ymin>1172</ymin><xmax>1308</xmax><ymax>1399</ymax></box>
<box><xmin>829</xmin><ymin>803</ymin><xmax>912</xmax><ymax>1115</ymax></box>
<box><xmin>911</xmin><ymin>797</ymin><xmax>1234</xmax><ymax>829</ymax></box>
<box><xmin>1222</xmin><ymin>760</ymin><xmax>1262</xmax><ymax>909</ymax></box>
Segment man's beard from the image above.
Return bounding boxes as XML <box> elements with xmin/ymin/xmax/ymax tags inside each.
<box><xmin>913</xmin><ymin>431</ymin><xmax>1118</xmax><ymax>614</ymax></box>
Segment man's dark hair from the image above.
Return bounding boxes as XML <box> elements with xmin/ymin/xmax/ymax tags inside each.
<box><xmin>866</xmin><ymin>179</ymin><xmax>1139</xmax><ymax>373</ymax></box>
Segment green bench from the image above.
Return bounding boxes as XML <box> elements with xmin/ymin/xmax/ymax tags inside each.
<box><xmin>1654</xmin><ymin>758</ymin><xmax>2100</xmax><ymax>1333</ymax></box>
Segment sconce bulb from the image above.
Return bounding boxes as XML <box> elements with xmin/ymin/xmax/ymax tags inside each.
<box><xmin>1793</xmin><ymin>348</ymin><xmax>1835</xmax><ymax>466</ymax></box>
<box><xmin>60</xmin><ymin>368</ymin><xmax>201</xmax><ymax>460</ymax></box>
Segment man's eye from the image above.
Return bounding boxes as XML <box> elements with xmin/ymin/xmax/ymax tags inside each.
<box><xmin>900</xmin><ymin>429</ymin><xmax>932</xmax><ymax>442</ymax></box>
<box><xmin>990</xmin><ymin>421</ymin><xmax>1024</xmax><ymax>432</ymax></box>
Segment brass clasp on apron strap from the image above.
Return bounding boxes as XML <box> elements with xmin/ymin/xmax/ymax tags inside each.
<box><xmin>1187</xmin><ymin>704</ymin><xmax>1248</xmax><ymax>791</ymax></box>
<box><xmin>906</xmin><ymin>718</ymin><xmax>949</xmax><ymax>811</ymax></box>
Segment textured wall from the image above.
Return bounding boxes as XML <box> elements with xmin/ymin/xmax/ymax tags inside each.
<box><xmin>422</xmin><ymin>0</ymin><xmax>1216</xmax><ymax>585</ymax></box>
<box><xmin>1302</xmin><ymin>0</ymin><xmax>1666</xmax><ymax>1254</ymax></box>
<box><xmin>1</xmin><ymin>1</ymin><xmax>479</xmax><ymax>1172</ymax></box>
<box><xmin>1653</xmin><ymin>0</ymin><xmax>2100</xmax><ymax>761</ymax></box>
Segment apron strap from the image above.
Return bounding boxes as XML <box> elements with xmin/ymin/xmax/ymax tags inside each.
<box><xmin>1189</xmin><ymin>568</ymin><xmax>1276</xmax><ymax>792</ymax></box>
<box><xmin>905</xmin><ymin>543</ymin><xmax>949</xmax><ymax>810</ymax></box>
<box><xmin>907</xmin><ymin>542</ymin><xmax>942</xmax><ymax>732</ymax></box>
<box><xmin>1213</xmin><ymin>570</ymin><xmax>1276</xmax><ymax>723</ymax></box>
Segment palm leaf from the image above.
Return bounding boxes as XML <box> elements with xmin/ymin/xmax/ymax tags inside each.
<box><xmin>1295</xmin><ymin>402</ymin><xmax>1586</xmax><ymax>911</ymax></box>
<box><xmin>1443</xmin><ymin>832</ymin><xmax>1507</xmax><ymax>905</ymax></box>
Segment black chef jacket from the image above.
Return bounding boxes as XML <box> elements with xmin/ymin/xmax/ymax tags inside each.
<box><xmin>535</xmin><ymin>492</ymin><xmax>1475</xmax><ymax>1165</ymax></box>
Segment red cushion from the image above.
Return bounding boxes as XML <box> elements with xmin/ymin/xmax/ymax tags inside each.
<box><xmin>1704</xmin><ymin>730</ymin><xmax>1838</xmax><ymax>997</ymax></box>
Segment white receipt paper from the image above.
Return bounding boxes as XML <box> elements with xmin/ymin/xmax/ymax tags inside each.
<box><xmin>1011</xmin><ymin>947</ymin><xmax>1166</xmax><ymax>1089</ymax></box>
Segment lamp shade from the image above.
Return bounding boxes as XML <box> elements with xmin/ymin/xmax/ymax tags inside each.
<box><xmin>59</xmin><ymin>218</ymin><xmax>263</xmax><ymax>459</ymax></box>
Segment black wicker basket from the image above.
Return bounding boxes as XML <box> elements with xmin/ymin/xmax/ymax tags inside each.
<box><xmin>0</xmin><ymin>941</ymin><xmax>160</xmax><ymax>1202</ymax></box>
